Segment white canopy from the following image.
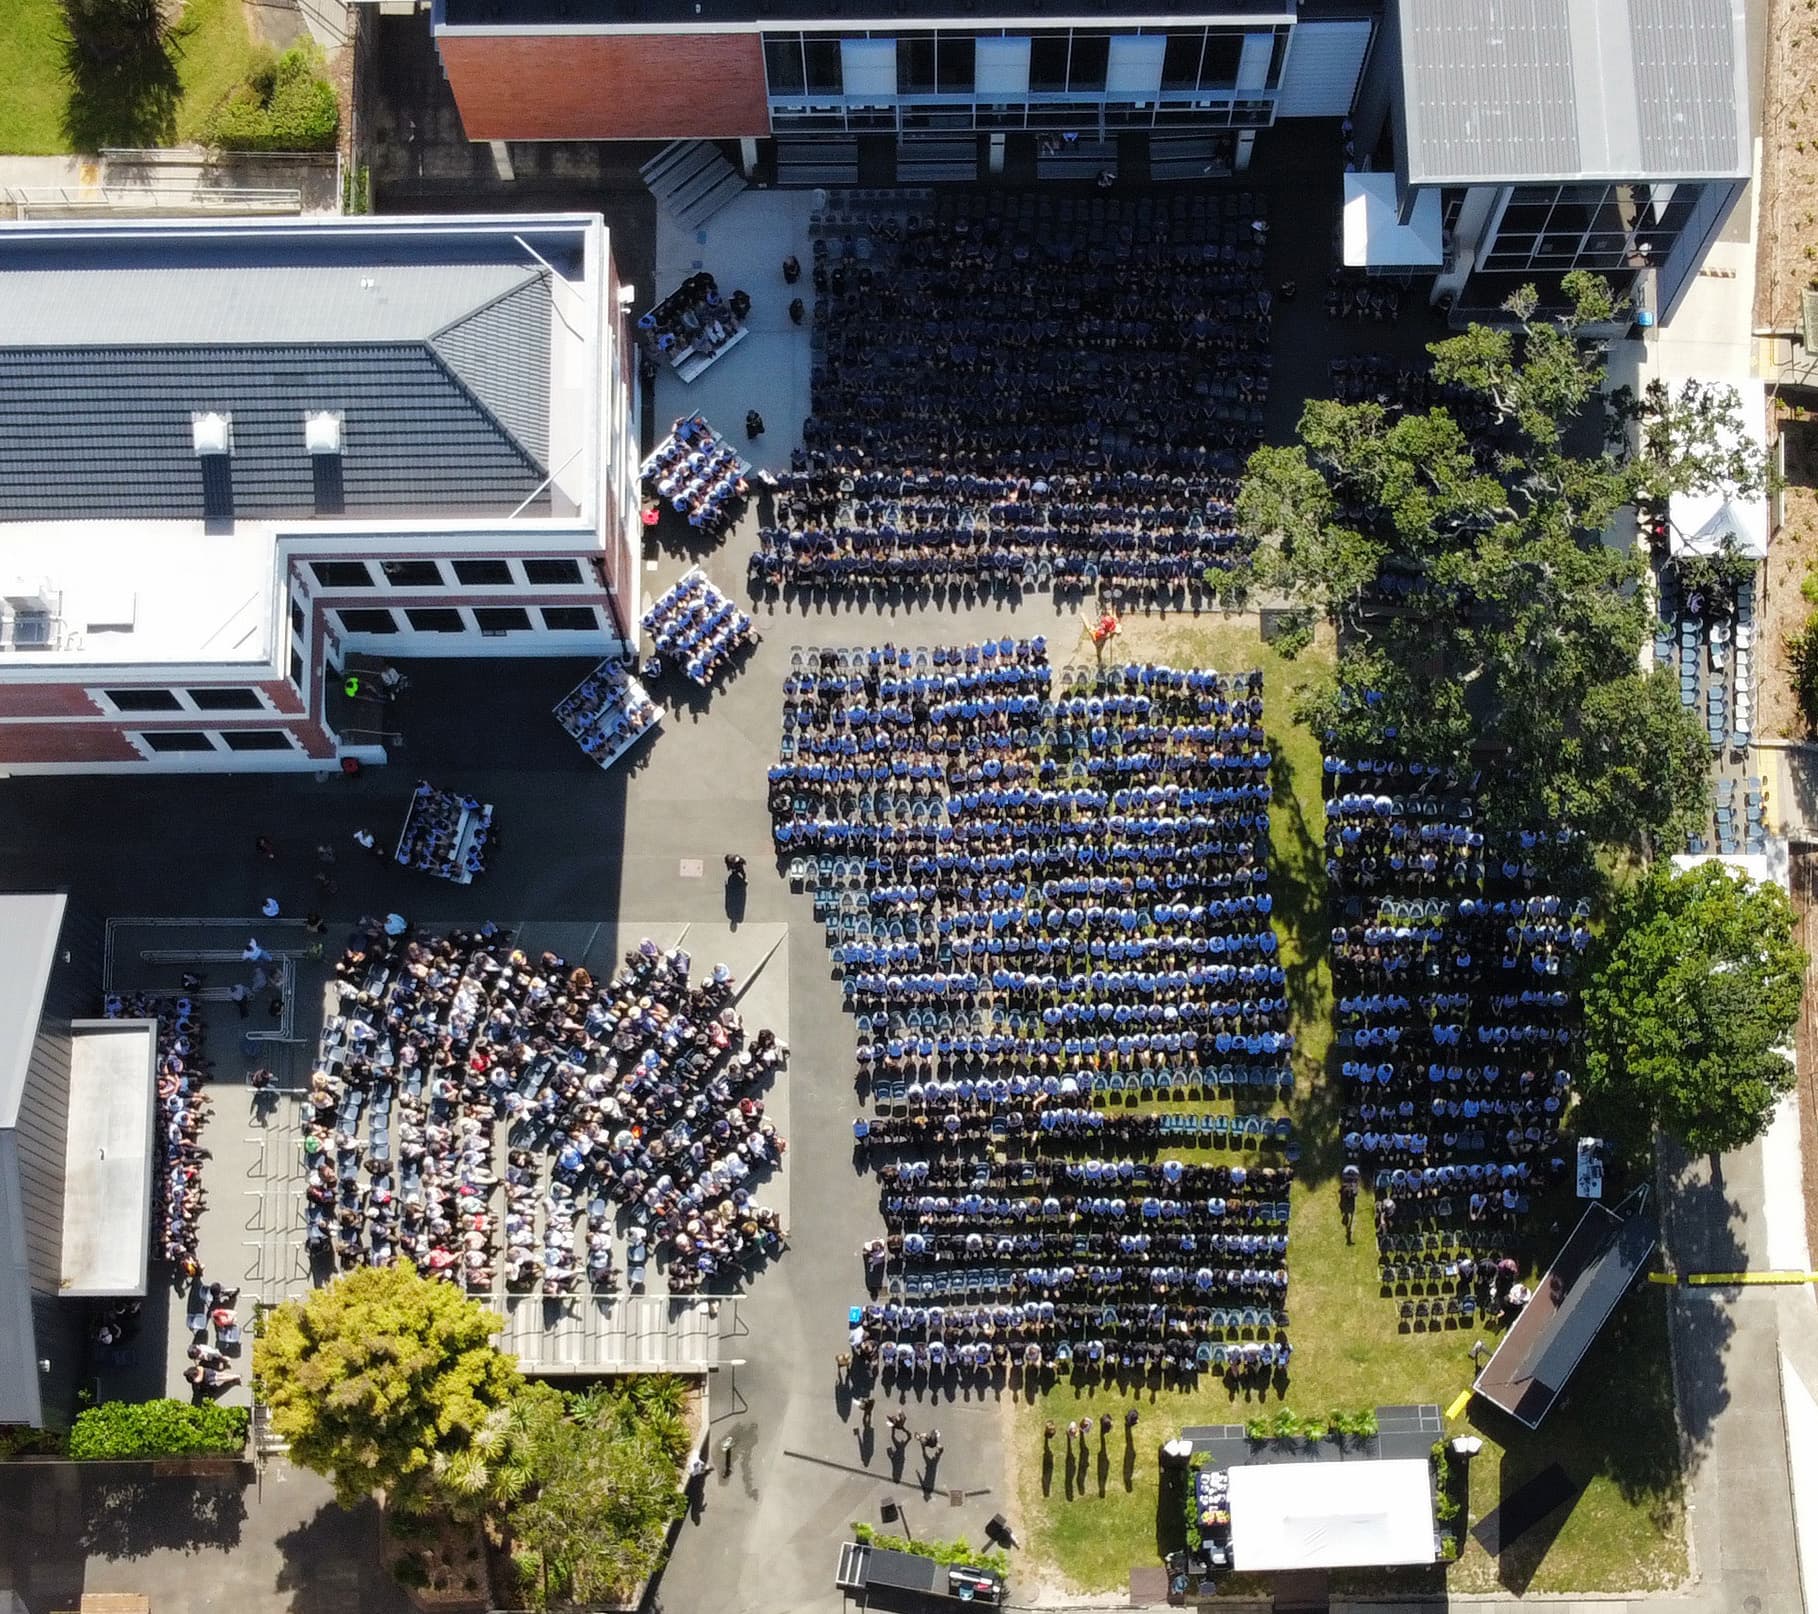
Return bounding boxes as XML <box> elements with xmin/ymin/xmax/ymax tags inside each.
<box><xmin>1228</xmin><ymin>1458</ymin><xmax>1437</xmax><ymax>1572</ymax></box>
<box><xmin>1666</xmin><ymin>378</ymin><xmax>1768</xmax><ymax>561</ymax></box>
<box><xmin>60</xmin><ymin>1019</ymin><xmax>157</xmax><ymax>1298</ymax></box>
<box><xmin>1342</xmin><ymin>174</ymin><xmax>1444</xmax><ymax>270</ymax></box>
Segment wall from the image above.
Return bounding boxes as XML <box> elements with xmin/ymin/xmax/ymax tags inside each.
<box><xmin>436</xmin><ymin>31</ymin><xmax>771</xmax><ymax>141</ymax></box>
<box><xmin>11</xmin><ymin>1018</ymin><xmax>71</xmax><ymax>1296</ymax></box>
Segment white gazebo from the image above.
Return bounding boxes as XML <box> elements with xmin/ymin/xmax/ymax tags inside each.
<box><xmin>1665</xmin><ymin>378</ymin><xmax>1769</xmax><ymax>562</ymax></box>
<box><xmin>1227</xmin><ymin>1458</ymin><xmax>1437</xmax><ymax>1573</ymax></box>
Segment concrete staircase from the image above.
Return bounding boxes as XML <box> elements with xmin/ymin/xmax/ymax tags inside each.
<box><xmin>493</xmin><ymin>1291</ymin><xmax>724</xmax><ymax>1373</ymax></box>
<box><xmin>640</xmin><ymin>140</ymin><xmax>747</xmax><ymax>232</ymax></box>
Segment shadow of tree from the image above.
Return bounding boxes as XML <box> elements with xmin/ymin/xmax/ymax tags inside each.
<box><xmin>79</xmin><ymin>1468</ymin><xmax>249</xmax><ymax>1559</ymax></box>
<box><xmin>274</xmin><ymin>1495</ymin><xmax>413</xmax><ymax>1614</ymax></box>
<box><xmin>59</xmin><ymin>19</ymin><xmax>182</xmax><ymax>151</ymax></box>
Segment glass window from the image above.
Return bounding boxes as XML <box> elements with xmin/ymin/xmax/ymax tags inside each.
<box><xmin>1539</xmin><ymin>233</ymin><xmax>1582</xmax><ymax>258</ymax></box>
<box><xmin>142</xmin><ymin>731</ymin><xmax>214</xmax><ymax>753</ymax></box>
<box><xmin>1029</xmin><ymin>34</ymin><xmax>1069</xmax><ymax>92</ymax></box>
<box><xmin>222</xmin><ymin>730</ymin><xmax>295</xmax><ymax>752</ymax></box>
<box><xmin>289</xmin><ymin>648</ymin><xmax>303</xmax><ymax>686</ymax></box>
<box><xmin>898</xmin><ymin>35</ymin><xmax>936</xmax><ymax>93</ymax></box>
<box><xmin>938</xmin><ymin>35</ymin><xmax>975</xmax><ymax>93</ymax></box>
<box><xmin>541</xmin><ymin>606</ymin><xmax>599</xmax><ymax>631</ymax></box>
<box><xmin>188</xmin><ymin>688</ymin><xmax>263</xmax><ymax>711</ymax></box>
<box><xmin>289</xmin><ymin>598</ymin><xmax>304</xmax><ymax>637</ymax></box>
<box><xmin>1500</xmin><ymin>202</ymin><xmax>1553</xmax><ymax>232</ymax></box>
<box><xmin>1162</xmin><ymin>31</ymin><xmax>1203</xmax><ymax>91</ymax></box>
<box><xmin>337</xmin><ymin>608</ymin><xmax>400</xmax><ymax>634</ymax></box>
<box><xmin>309</xmin><ymin>560</ymin><xmax>374</xmax><ymax>589</ymax></box>
<box><xmin>105</xmin><ymin>688</ymin><xmax>181</xmax><ymax>712</ymax></box>
<box><xmin>406</xmin><ymin>608</ymin><xmax>466</xmax><ymax>633</ymax></box>
<box><xmin>804</xmin><ymin>38</ymin><xmax>842</xmax><ymax>94</ymax></box>
<box><xmin>453</xmin><ymin>558</ymin><xmax>513</xmax><ymax>586</ymax></box>
<box><xmin>1492</xmin><ymin>234</ymin><xmax>1537</xmax><ymax>257</ymax></box>
<box><xmin>764</xmin><ymin>36</ymin><xmax>805</xmax><ymax>95</ymax></box>
<box><xmin>1545</xmin><ymin>200</ymin><xmax>1595</xmax><ymax>234</ymax></box>
<box><xmin>1069</xmin><ymin>34</ymin><xmax>1109</xmax><ymax>91</ymax></box>
<box><xmin>474</xmin><ymin>607</ymin><xmax>532</xmax><ymax>634</ymax></box>
<box><xmin>522</xmin><ymin>558</ymin><xmax>583</xmax><ymax>585</ymax></box>
<box><xmin>381</xmin><ymin>559</ymin><xmax>444</xmax><ymax>587</ymax></box>
<box><xmin>1201</xmin><ymin>32</ymin><xmax>1242</xmax><ymax>87</ymax></box>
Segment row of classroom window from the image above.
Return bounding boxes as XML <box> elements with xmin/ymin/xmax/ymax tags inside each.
<box><xmin>333</xmin><ymin>605</ymin><xmax>604</xmax><ymax>636</ymax></box>
<box><xmin>306</xmin><ymin>556</ymin><xmax>590</xmax><ymax>590</ymax></box>
<box><xmin>760</xmin><ymin>28</ymin><xmax>1288</xmax><ymax>100</ymax></box>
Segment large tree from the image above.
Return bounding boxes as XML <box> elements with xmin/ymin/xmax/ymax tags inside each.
<box><xmin>1583</xmin><ymin>860</ymin><xmax>1806</xmax><ymax>1154</ymax></box>
<box><xmin>1243</xmin><ymin>272</ymin><xmax>1765</xmax><ymax>849</ymax></box>
<box><xmin>254</xmin><ymin>1265</ymin><xmax>522</xmax><ymax>1511</ymax></box>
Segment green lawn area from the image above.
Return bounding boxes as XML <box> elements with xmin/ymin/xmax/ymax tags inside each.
<box><xmin>1013</xmin><ymin>616</ymin><xmax>1686</xmax><ymax>1599</ymax></box>
<box><xmin>0</xmin><ymin>0</ymin><xmax>260</xmax><ymax>155</ymax></box>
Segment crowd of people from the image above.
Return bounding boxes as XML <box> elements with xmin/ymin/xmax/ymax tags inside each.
<box><xmin>1324</xmin><ymin>753</ymin><xmax>1583</xmax><ymax>1305</ymax></box>
<box><xmin>643</xmin><ymin>413</ymin><xmax>751</xmax><ymax>538</ymax></box>
<box><xmin>553</xmin><ymin>660</ymin><xmax>661</xmax><ymax>771</ymax></box>
<box><xmin>306</xmin><ymin>922</ymin><xmax>787</xmax><ymax>1296</ymax></box>
<box><xmin>105</xmin><ymin>989</ymin><xmax>213</xmax><ymax>1277</ymax></box>
<box><xmin>771</xmin><ymin>640</ymin><xmax>1296</xmax><ymax>1382</ymax></box>
<box><xmin>643</xmin><ymin>569</ymin><xmax>758</xmax><ymax>686</ymax></box>
<box><xmin>636</xmin><ymin>272</ymin><xmax>746</xmax><ymax>371</ymax></box>
<box><xmin>396</xmin><ymin>782</ymin><xmax>492</xmax><ymax>882</ymax></box>
<box><xmin>751</xmin><ymin>190</ymin><xmax>1272</xmax><ymax>598</ymax></box>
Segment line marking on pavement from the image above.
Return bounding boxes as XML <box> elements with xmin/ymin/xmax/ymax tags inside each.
<box><xmin>1444</xmin><ymin>1388</ymin><xmax>1473</xmax><ymax>1420</ymax></box>
<box><xmin>1649</xmin><ymin>1270</ymin><xmax>1818</xmax><ymax>1286</ymax></box>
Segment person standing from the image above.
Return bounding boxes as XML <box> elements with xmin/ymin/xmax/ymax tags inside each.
<box><xmin>725</xmin><ymin>852</ymin><xmax>748</xmax><ymax>883</ymax></box>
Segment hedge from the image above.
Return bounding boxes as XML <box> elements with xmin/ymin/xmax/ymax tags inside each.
<box><xmin>68</xmin><ymin>1399</ymin><xmax>249</xmax><ymax>1460</ymax></box>
<box><xmin>207</xmin><ymin>44</ymin><xmax>340</xmax><ymax>153</ymax></box>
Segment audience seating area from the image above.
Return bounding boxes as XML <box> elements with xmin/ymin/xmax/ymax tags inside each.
<box><xmin>1323</xmin><ymin>754</ymin><xmax>1584</xmax><ymax>1327</ymax></box>
<box><xmin>305</xmin><ymin>925</ymin><xmax>788</xmax><ymax>1299</ymax></box>
<box><xmin>752</xmin><ymin>190</ymin><xmax>1272</xmax><ymax>602</ymax></box>
<box><xmin>771</xmin><ymin>639</ymin><xmax>1298</xmax><ymax>1383</ymax></box>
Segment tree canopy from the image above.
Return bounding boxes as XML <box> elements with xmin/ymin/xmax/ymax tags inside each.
<box><xmin>1241</xmin><ymin>272</ymin><xmax>1764</xmax><ymax>849</ymax></box>
<box><xmin>506</xmin><ymin>1378</ymin><xmax>693</xmax><ymax>1609</ymax></box>
<box><xmin>1583</xmin><ymin>860</ymin><xmax>1806</xmax><ymax>1155</ymax></box>
<box><xmin>254</xmin><ymin>1265</ymin><xmax>522</xmax><ymax>1511</ymax></box>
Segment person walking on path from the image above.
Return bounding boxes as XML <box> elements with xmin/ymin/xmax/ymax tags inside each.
<box><xmin>353</xmin><ymin>827</ymin><xmax>384</xmax><ymax>859</ymax></box>
<box><xmin>261</xmin><ymin>896</ymin><xmax>281</xmax><ymax>918</ymax></box>
<box><xmin>725</xmin><ymin>852</ymin><xmax>748</xmax><ymax>883</ymax></box>
<box><xmin>745</xmin><ymin>410</ymin><xmax>765</xmax><ymax>441</ymax></box>
<box><xmin>887</xmin><ymin>1411</ymin><xmax>909</xmax><ymax>1443</ymax></box>
<box><xmin>229</xmin><ymin>983</ymin><xmax>250</xmax><ymax>1020</ymax></box>
<box><xmin>858</xmin><ymin>1394</ymin><xmax>875</xmax><ymax>1425</ymax></box>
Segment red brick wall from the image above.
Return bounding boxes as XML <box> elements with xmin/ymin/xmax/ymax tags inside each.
<box><xmin>0</xmin><ymin>725</ymin><xmax>139</xmax><ymax>766</ymax></box>
<box><xmin>436</xmin><ymin>31</ymin><xmax>771</xmax><ymax>141</ymax></box>
<box><xmin>0</xmin><ymin>684</ymin><xmax>103</xmax><ymax>718</ymax></box>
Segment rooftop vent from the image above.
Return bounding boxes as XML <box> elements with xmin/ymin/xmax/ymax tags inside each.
<box><xmin>305</xmin><ymin>411</ymin><xmax>344</xmax><ymax>456</ymax></box>
<box><xmin>191</xmin><ymin>412</ymin><xmax>233</xmax><ymax>457</ymax></box>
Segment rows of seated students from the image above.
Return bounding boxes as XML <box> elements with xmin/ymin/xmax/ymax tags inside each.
<box><xmin>753</xmin><ymin>191</ymin><xmax>1270</xmax><ymax>599</ymax></box>
<box><xmin>1325</xmin><ymin>753</ymin><xmax>1587</xmax><ymax>1264</ymax></box>
<box><xmin>775</xmin><ymin>639</ymin><xmax>1295</xmax><ymax>1379</ymax></box>
<box><xmin>305</xmin><ymin>923</ymin><xmax>787</xmax><ymax>1298</ymax></box>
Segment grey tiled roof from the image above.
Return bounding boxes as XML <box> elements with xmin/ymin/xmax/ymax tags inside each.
<box><xmin>1398</xmin><ymin>0</ymin><xmax>1747</xmax><ymax>185</ymax></box>
<box><xmin>431</xmin><ymin>274</ymin><xmax>553</xmax><ymax>469</ymax></box>
<box><xmin>0</xmin><ymin>345</ymin><xmax>548</xmax><ymax>520</ymax></box>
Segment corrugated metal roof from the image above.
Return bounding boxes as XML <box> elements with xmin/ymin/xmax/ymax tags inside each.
<box><xmin>0</xmin><ymin>895</ymin><xmax>66</xmax><ymax>1133</ymax></box>
<box><xmin>0</xmin><ymin>345</ymin><xmax>549</xmax><ymax>520</ymax></box>
<box><xmin>1400</xmin><ymin>0</ymin><xmax>1580</xmax><ymax>184</ymax></box>
<box><xmin>0</xmin><ymin>262</ymin><xmax>542</xmax><ymax>348</ymax></box>
<box><xmin>1398</xmin><ymin>0</ymin><xmax>1748</xmax><ymax>184</ymax></box>
<box><xmin>1631</xmin><ymin>0</ymin><xmax>1745</xmax><ymax>177</ymax></box>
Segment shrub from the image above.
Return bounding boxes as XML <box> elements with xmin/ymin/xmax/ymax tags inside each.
<box><xmin>68</xmin><ymin>1399</ymin><xmax>249</xmax><ymax>1460</ymax></box>
<box><xmin>207</xmin><ymin>43</ymin><xmax>340</xmax><ymax>152</ymax></box>
<box><xmin>1793</xmin><ymin>615</ymin><xmax>1818</xmax><ymax>732</ymax></box>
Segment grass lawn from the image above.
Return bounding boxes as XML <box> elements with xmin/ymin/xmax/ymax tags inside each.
<box><xmin>1011</xmin><ymin>614</ymin><xmax>1686</xmax><ymax>1600</ymax></box>
<box><xmin>0</xmin><ymin>0</ymin><xmax>260</xmax><ymax>156</ymax></box>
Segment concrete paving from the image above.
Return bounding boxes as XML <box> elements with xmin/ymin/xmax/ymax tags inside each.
<box><xmin>0</xmin><ymin>1456</ymin><xmax>409</xmax><ymax>1614</ymax></box>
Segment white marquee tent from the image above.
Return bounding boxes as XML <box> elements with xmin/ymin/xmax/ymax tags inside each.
<box><xmin>1665</xmin><ymin>378</ymin><xmax>1769</xmax><ymax>562</ymax></box>
<box><xmin>1227</xmin><ymin>1457</ymin><xmax>1437</xmax><ymax>1573</ymax></box>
